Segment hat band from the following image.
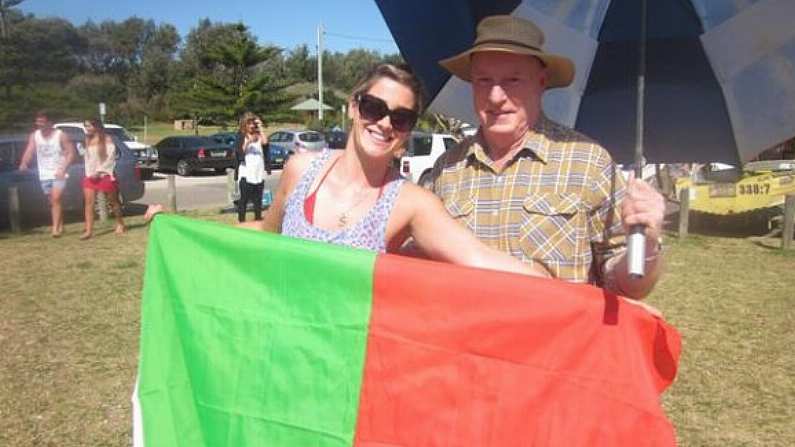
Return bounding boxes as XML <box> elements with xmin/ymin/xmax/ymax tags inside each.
<box><xmin>474</xmin><ymin>39</ymin><xmax>542</xmax><ymax>53</ymax></box>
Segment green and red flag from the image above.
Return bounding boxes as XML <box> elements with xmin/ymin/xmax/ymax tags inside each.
<box><xmin>134</xmin><ymin>215</ymin><xmax>681</xmax><ymax>446</ymax></box>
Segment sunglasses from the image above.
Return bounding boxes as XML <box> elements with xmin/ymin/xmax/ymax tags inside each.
<box><xmin>356</xmin><ymin>93</ymin><xmax>418</xmax><ymax>133</ymax></box>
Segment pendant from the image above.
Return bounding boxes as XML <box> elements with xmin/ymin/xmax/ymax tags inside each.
<box><xmin>338</xmin><ymin>213</ymin><xmax>348</xmax><ymax>227</ymax></box>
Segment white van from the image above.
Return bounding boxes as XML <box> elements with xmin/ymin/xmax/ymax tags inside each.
<box><xmin>54</xmin><ymin>122</ymin><xmax>158</xmax><ymax>179</ymax></box>
<box><xmin>399</xmin><ymin>131</ymin><xmax>458</xmax><ymax>187</ymax></box>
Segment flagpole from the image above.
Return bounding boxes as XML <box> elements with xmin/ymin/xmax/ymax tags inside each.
<box><xmin>627</xmin><ymin>0</ymin><xmax>647</xmax><ymax>278</ymax></box>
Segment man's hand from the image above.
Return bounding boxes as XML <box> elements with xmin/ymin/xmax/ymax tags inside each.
<box><xmin>621</xmin><ymin>173</ymin><xmax>665</xmax><ymax>242</ymax></box>
<box><xmin>54</xmin><ymin>167</ymin><xmax>66</xmax><ymax>180</ymax></box>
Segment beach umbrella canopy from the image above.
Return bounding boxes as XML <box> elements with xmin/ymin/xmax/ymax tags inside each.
<box><xmin>375</xmin><ymin>0</ymin><xmax>795</xmax><ymax>165</ymax></box>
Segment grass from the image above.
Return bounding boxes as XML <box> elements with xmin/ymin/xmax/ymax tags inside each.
<box><xmin>1</xmin><ymin>213</ymin><xmax>794</xmax><ymax>445</ymax></box>
<box><xmin>126</xmin><ymin>121</ymin><xmax>305</xmax><ymax>146</ymax></box>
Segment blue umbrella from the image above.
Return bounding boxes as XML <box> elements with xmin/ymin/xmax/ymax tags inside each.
<box><xmin>375</xmin><ymin>0</ymin><xmax>795</xmax><ymax>165</ymax></box>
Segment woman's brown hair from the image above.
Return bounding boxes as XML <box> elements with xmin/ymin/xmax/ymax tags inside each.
<box><xmin>85</xmin><ymin>118</ymin><xmax>108</xmax><ymax>162</ymax></box>
<box><xmin>350</xmin><ymin>64</ymin><xmax>426</xmax><ymax>114</ymax></box>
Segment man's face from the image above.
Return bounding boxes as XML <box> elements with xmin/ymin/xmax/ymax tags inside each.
<box><xmin>470</xmin><ymin>52</ymin><xmax>546</xmax><ymax>139</ymax></box>
<box><xmin>34</xmin><ymin>116</ymin><xmax>51</xmax><ymax>130</ymax></box>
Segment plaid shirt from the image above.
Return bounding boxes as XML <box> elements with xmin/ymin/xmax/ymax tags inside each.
<box><xmin>430</xmin><ymin>115</ymin><xmax>627</xmax><ymax>286</ymax></box>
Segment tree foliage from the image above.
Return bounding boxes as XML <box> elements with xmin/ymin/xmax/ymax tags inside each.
<box><xmin>0</xmin><ymin>6</ymin><xmax>404</xmax><ymax>131</ymax></box>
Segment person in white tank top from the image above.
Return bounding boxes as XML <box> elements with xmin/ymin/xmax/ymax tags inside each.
<box><xmin>18</xmin><ymin>111</ymin><xmax>77</xmax><ymax>237</ymax></box>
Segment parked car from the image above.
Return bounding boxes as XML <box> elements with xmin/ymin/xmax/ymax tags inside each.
<box><xmin>324</xmin><ymin>130</ymin><xmax>348</xmax><ymax>149</ymax></box>
<box><xmin>399</xmin><ymin>132</ymin><xmax>458</xmax><ymax>187</ymax></box>
<box><xmin>210</xmin><ymin>131</ymin><xmax>238</xmax><ymax>147</ymax></box>
<box><xmin>211</xmin><ymin>131</ymin><xmax>288</xmax><ymax>169</ymax></box>
<box><xmin>154</xmin><ymin>135</ymin><xmax>235</xmax><ymax>176</ymax></box>
<box><xmin>54</xmin><ymin>122</ymin><xmax>158</xmax><ymax>179</ymax></box>
<box><xmin>0</xmin><ymin>133</ymin><xmax>145</xmax><ymax>228</ymax></box>
<box><xmin>268</xmin><ymin>129</ymin><xmax>326</xmax><ymax>156</ymax></box>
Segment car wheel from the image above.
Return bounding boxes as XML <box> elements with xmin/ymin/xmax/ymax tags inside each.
<box><xmin>418</xmin><ymin>170</ymin><xmax>434</xmax><ymax>189</ymax></box>
<box><xmin>140</xmin><ymin>169</ymin><xmax>154</xmax><ymax>180</ymax></box>
<box><xmin>176</xmin><ymin>159</ymin><xmax>192</xmax><ymax>177</ymax></box>
<box><xmin>215</xmin><ymin>168</ymin><xmax>228</xmax><ymax>175</ymax></box>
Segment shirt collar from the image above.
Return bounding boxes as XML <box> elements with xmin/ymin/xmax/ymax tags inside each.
<box><xmin>466</xmin><ymin>114</ymin><xmax>551</xmax><ymax>168</ymax></box>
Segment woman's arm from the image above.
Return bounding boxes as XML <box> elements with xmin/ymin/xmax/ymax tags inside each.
<box><xmin>403</xmin><ymin>185</ymin><xmax>550</xmax><ymax>278</ymax></box>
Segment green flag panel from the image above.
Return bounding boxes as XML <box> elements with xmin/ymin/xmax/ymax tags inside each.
<box><xmin>138</xmin><ymin>216</ymin><xmax>376</xmax><ymax>446</ymax></box>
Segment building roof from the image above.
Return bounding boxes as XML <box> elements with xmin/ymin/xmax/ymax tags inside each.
<box><xmin>291</xmin><ymin>98</ymin><xmax>334</xmax><ymax>111</ymax></box>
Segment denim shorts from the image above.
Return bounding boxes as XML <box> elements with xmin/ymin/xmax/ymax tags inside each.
<box><xmin>40</xmin><ymin>179</ymin><xmax>66</xmax><ymax>195</ymax></box>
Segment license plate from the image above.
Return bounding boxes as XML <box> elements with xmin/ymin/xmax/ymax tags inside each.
<box><xmin>211</xmin><ymin>151</ymin><xmax>226</xmax><ymax>157</ymax></box>
<box><xmin>273</xmin><ymin>157</ymin><xmax>284</xmax><ymax>163</ymax></box>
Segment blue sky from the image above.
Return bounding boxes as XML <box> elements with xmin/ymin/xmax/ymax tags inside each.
<box><xmin>19</xmin><ymin>0</ymin><xmax>400</xmax><ymax>54</ymax></box>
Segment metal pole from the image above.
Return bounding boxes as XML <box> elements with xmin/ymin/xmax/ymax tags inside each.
<box><xmin>9</xmin><ymin>185</ymin><xmax>21</xmax><ymax>234</ymax></box>
<box><xmin>167</xmin><ymin>174</ymin><xmax>177</xmax><ymax>212</ymax></box>
<box><xmin>627</xmin><ymin>0</ymin><xmax>648</xmax><ymax>278</ymax></box>
<box><xmin>678</xmin><ymin>187</ymin><xmax>690</xmax><ymax>238</ymax></box>
<box><xmin>782</xmin><ymin>194</ymin><xmax>795</xmax><ymax>249</ymax></box>
<box><xmin>317</xmin><ymin>23</ymin><xmax>324</xmax><ymax>121</ymax></box>
<box><xmin>143</xmin><ymin>115</ymin><xmax>148</xmax><ymax>145</ymax></box>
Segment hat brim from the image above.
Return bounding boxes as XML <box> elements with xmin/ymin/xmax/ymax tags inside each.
<box><xmin>439</xmin><ymin>43</ymin><xmax>575</xmax><ymax>88</ymax></box>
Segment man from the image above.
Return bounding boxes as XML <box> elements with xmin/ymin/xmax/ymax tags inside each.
<box><xmin>430</xmin><ymin>15</ymin><xmax>665</xmax><ymax>299</ymax></box>
<box><xmin>18</xmin><ymin>111</ymin><xmax>77</xmax><ymax>237</ymax></box>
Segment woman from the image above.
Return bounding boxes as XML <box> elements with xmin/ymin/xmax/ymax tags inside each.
<box><xmin>258</xmin><ymin>64</ymin><xmax>549</xmax><ymax>277</ymax></box>
<box><xmin>235</xmin><ymin>113</ymin><xmax>267</xmax><ymax>222</ymax></box>
<box><xmin>81</xmin><ymin>118</ymin><xmax>126</xmax><ymax>239</ymax></box>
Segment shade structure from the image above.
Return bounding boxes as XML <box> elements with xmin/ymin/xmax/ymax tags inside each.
<box><xmin>375</xmin><ymin>0</ymin><xmax>795</xmax><ymax>165</ymax></box>
<box><xmin>291</xmin><ymin>97</ymin><xmax>334</xmax><ymax>111</ymax></box>
<box><xmin>134</xmin><ymin>215</ymin><xmax>681</xmax><ymax>446</ymax></box>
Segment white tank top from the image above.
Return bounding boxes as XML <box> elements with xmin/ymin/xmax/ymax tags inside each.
<box><xmin>34</xmin><ymin>129</ymin><xmax>65</xmax><ymax>181</ymax></box>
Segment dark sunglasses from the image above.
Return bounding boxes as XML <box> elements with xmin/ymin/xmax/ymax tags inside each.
<box><xmin>356</xmin><ymin>93</ymin><xmax>418</xmax><ymax>133</ymax></box>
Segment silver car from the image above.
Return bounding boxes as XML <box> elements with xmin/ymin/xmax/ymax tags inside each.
<box><xmin>267</xmin><ymin>129</ymin><xmax>326</xmax><ymax>155</ymax></box>
<box><xmin>0</xmin><ymin>134</ymin><xmax>145</xmax><ymax>228</ymax></box>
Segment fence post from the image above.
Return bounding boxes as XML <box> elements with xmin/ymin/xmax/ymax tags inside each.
<box><xmin>8</xmin><ymin>185</ymin><xmax>21</xmax><ymax>234</ymax></box>
<box><xmin>97</xmin><ymin>192</ymin><xmax>108</xmax><ymax>222</ymax></box>
<box><xmin>226</xmin><ymin>168</ymin><xmax>236</xmax><ymax>205</ymax></box>
<box><xmin>678</xmin><ymin>187</ymin><xmax>690</xmax><ymax>239</ymax></box>
<box><xmin>782</xmin><ymin>194</ymin><xmax>795</xmax><ymax>250</ymax></box>
<box><xmin>167</xmin><ymin>174</ymin><xmax>177</xmax><ymax>212</ymax></box>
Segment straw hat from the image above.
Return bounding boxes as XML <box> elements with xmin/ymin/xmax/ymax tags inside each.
<box><xmin>439</xmin><ymin>15</ymin><xmax>575</xmax><ymax>88</ymax></box>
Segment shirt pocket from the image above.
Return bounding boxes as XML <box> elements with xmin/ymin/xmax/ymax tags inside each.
<box><xmin>444</xmin><ymin>194</ymin><xmax>476</xmax><ymax>231</ymax></box>
<box><xmin>519</xmin><ymin>193</ymin><xmax>584</xmax><ymax>263</ymax></box>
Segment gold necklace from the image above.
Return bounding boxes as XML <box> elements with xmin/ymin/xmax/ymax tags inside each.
<box><xmin>329</xmin><ymin>158</ymin><xmax>390</xmax><ymax>228</ymax></box>
<box><xmin>337</xmin><ymin>187</ymin><xmax>374</xmax><ymax>227</ymax></box>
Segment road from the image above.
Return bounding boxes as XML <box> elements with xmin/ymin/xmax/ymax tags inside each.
<box><xmin>133</xmin><ymin>169</ymin><xmax>283</xmax><ymax>211</ymax></box>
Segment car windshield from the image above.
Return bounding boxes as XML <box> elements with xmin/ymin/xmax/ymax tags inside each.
<box><xmin>184</xmin><ymin>137</ymin><xmax>217</xmax><ymax>146</ymax></box>
<box><xmin>105</xmin><ymin>127</ymin><xmax>135</xmax><ymax>142</ymax></box>
<box><xmin>298</xmin><ymin>132</ymin><xmax>323</xmax><ymax>142</ymax></box>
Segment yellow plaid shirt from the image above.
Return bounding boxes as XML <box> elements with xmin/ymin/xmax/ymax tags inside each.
<box><xmin>430</xmin><ymin>115</ymin><xmax>627</xmax><ymax>286</ymax></box>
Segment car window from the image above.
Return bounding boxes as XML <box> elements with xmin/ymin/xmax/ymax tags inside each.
<box><xmin>299</xmin><ymin>132</ymin><xmax>323</xmax><ymax>142</ymax></box>
<box><xmin>409</xmin><ymin>135</ymin><xmax>433</xmax><ymax>156</ymax></box>
<box><xmin>105</xmin><ymin>127</ymin><xmax>135</xmax><ymax>142</ymax></box>
<box><xmin>268</xmin><ymin>132</ymin><xmax>281</xmax><ymax>143</ymax></box>
<box><xmin>443</xmin><ymin>137</ymin><xmax>457</xmax><ymax>151</ymax></box>
<box><xmin>59</xmin><ymin>126</ymin><xmax>85</xmax><ymax>143</ymax></box>
<box><xmin>156</xmin><ymin>138</ymin><xmax>174</xmax><ymax>149</ymax></box>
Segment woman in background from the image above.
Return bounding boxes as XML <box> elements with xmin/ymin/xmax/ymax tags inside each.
<box><xmin>81</xmin><ymin>118</ymin><xmax>125</xmax><ymax>239</ymax></box>
<box><xmin>234</xmin><ymin>112</ymin><xmax>267</xmax><ymax>222</ymax></box>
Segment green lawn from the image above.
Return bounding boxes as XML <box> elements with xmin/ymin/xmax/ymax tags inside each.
<box><xmin>126</xmin><ymin>121</ymin><xmax>305</xmax><ymax>146</ymax></box>
<box><xmin>1</xmin><ymin>213</ymin><xmax>793</xmax><ymax>446</ymax></box>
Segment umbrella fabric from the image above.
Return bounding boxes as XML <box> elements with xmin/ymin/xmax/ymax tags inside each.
<box><xmin>376</xmin><ymin>0</ymin><xmax>795</xmax><ymax>164</ymax></box>
<box><xmin>135</xmin><ymin>215</ymin><xmax>681</xmax><ymax>446</ymax></box>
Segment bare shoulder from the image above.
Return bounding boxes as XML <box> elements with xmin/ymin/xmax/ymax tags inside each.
<box><xmin>283</xmin><ymin>152</ymin><xmax>320</xmax><ymax>178</ymax></box>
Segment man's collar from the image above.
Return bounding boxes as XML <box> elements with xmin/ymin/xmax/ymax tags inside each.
<box><xmin>467</xmin><ymin>115</ymin><xmax>551</xmax><ymax>167</ymax></box>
